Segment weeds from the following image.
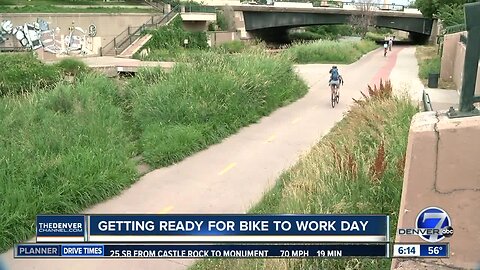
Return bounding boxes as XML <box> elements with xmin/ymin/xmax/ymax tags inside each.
<box><xmin>0</xmin><ymin>53</ymin><xmax>61</xmax><ymax>96</ymax></box>
<box><xmin>128</xmin><ymin>50</ymin><xmax>308</xmax><ymax>167</ymax></box>
<box><xmin>0</xmin><ymin>74</ymin><xmax>137</xmax><ymax>253</ymax></box>
<box><xmin>285</xmin><ymin>40</ymin><xmax>377</xmax><ymax>64</ymax></box>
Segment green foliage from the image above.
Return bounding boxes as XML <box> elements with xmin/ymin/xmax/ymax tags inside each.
<box><xmin>216</xmin><ymin>10</ymin><xmax>229</xmax><ymax>31</ymax></box>
<box><xmin>437</xmin><ymin>4</ymin><xmax>465</xmax><ymax>28</ymax></box>
<box><xmin>0</xmin><ymin>75</ymin><xmax>137</xmax><ymax>253</ymax></box>
<box><xmin>419</xmin><ymin>56</ymin><xmax>441</xmax><ymax>79</ymax></box>
<box><xmin>0</xmin><ymin>53</ymin><xmax>61</xmax><ymax>96</ymax></box>
<box><xmin>216</xmin><ymin>40</ymin><xmax>247</xmax><ymax>53</ymax></box>
<box><xmin>144</xmin><ymin>16</ymin><xmax>208</xmax><ymax>51</ymax></box>
<box><xmin>414</xmin><ymin>0</ymin><xmax>476</xmax><ymax>18</ymax></box>
<box><xmin>285</xmin><ymin>40</ymin><xmax>377</xmax><ymax>64</ymax></box>
<box><xmin>127</xmin><ymin>51</ymin><xmax>308</xmax><ymax>167</ymax></box>
<box><xmin>364</xmin><ymin>31</ymin><xmax>386</xmax><ymax>41</ymax></box>
<box><xmin>55</xmin><ymin>58</ymin><xmax>90</xmax><ymax>76</ymax></box>
<box><xmin>289</xmin><ymin>31</ymin><xmax>324</xmax><ymax>41</ymax></box>
<box><xmin>305</xmin><ymin>25</ymin><xmax>354</xmax><ymax>40</ymax></box>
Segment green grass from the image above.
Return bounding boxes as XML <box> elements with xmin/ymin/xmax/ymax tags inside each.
<box><xmin>0</xmin><ymin>53</ymin><xmax>61</xmax><ymax>97</ymax></box>
<box><xmin>416</xmin><ymin>46</ymin><xmax>441</xmax><ymax>79</ymax></box>
<box><xmin>55</xmin><ymin>58</ymin><xmax>91</xmax><ymax>76</ymax></box>
<box><xmin>127</xmin><ymin>50</ymin><xmax>308</xmax><ymax>167</ymax></box>
<box><xmin>216</xmin><ymin>40</ymin><xmax>247</xmax><ymax>54</ymax></box>
<box><xmin>285</xmin><ymin>40</ymin><xmax>378</xmax><ymax>64</ymax></box>
<box><xmin>415</xmin><ymin>46</ymin><xmax>455</xmax><ymax>89</ymax></box>
<box><xmin>0</xmin><ymin>74</ymin><xmax>137</xmax><ymax>253</ymax></box>
<box><xmin>192</xmin><ymin>81</ymin><xmax>418</xmax><ymax>270</ymax></box>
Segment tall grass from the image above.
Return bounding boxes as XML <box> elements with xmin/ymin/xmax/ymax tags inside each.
<box><xmin>285</xmin><ymin>40</ymin><xmax>377</xmax><ymax>64</ymax></box>
<box><xmin>0</xmin><ymin>53</ymin><xmax>61</xmax><ymax>97</ymax></box>
<box><xmin>0</xmin><ymin>48</ymin><xmax>308</xmax><ymax>253</ymax></box>
<box><xmin>0</xmin><ymin>75</ymin><xmax>137</xmax><ymax>253</ymax></box>
<box><xmin>127</xmin><ymin>50</ymin><xmax>308</xmax><ymax>166</ymax></box>
<box><xmin>55</xmin><ymin>58</ymin><xmax>91</xmax><ymax>76</ymax></box>
<box><xmin>192</xmin><ymin>80</ymin><xmax>418</xmax><ymax>270</ymax></box>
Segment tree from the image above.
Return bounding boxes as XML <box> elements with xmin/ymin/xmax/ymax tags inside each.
<box><xmin>414</xmin><ymin>0</ymin><xmax>477</xmax><ymax>18</ymax></box>
<box><xmin>349</xmin><ymin>0</ymin><xmax>376</xmax><ymax>38</ymax></box>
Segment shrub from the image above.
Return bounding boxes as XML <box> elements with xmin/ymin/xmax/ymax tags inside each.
<box><xmin>55</xmin><ymin>58</ymin><xmax>90</xmax><ymax>76</ymax></box>
<box><xmin>216</xmin><ymin>40</ymin><xmax>246</xmax><ymax>53</ymax></box>
<box><xmin>143</xmin><ymin>16</ymin><xmax>208</xmax><ymax>51</ymax></box>
<box><xmin>285</xmin><ymin>40</ymin><xmax>377</xmax><ymax>64</ymax></box>
<box><xmin>0</xmin><ymin>53</ymin><xmax>61</xmax><ymax>96</ymax></box>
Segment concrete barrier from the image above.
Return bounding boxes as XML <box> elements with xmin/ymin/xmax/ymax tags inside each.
<box><xmin>392</xmin><ymin>111</ymin><xmax>480</xmax><ymax>270</ymax></box>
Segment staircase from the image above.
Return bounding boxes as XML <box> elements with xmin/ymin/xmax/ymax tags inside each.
<box><xmin>99</xmin><ymin>5</ymin><xmax>180</xmax><ymax>57</ymax></box>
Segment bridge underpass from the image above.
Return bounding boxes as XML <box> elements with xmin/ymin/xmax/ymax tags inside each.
<box><xmin>233</xmin><ymin>6</ymin><xmax>436</xmax><ymax>43</ymax></box>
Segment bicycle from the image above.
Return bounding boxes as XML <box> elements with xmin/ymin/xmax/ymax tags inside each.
<box><xmin>330</xmin><ymin>82</ymin><xmax>340</xmax><ymax>108</ymax></box>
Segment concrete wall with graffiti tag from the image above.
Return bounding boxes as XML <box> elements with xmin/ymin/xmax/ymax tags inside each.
<box><xmin>0</xmin><ymin>13</ymin><xmax>161</xmax><ymax>56</ymax></box>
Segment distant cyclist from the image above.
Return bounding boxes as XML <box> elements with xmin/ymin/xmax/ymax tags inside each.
<box><xmin>383</xmin><ymin>42</ymin><xmax>388</xmax><ymax>56</ymax></box>
<box><xmin>329</xmin><ymin>65</ymin><xmax>344</xmax><ymax>95</ymax></box>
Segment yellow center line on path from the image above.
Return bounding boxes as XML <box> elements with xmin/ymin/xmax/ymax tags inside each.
<box><xmin>159</xmin><ymin>206</ymin><xmax>174</xmax><ymax>214</ymax></box>
<box><xmin>218</xmin><ymin>162</ymin><xmax>237</xmax><ymax>176</ymax></box>
<box><xmin>266</xmin><ymin>134</ymin><xmax>277</xmax><ymax>143</ymax></box>
<box><xmin>291</xmin><ymin>117</ymin><xmax>301</xmax><ymax>124</ymax></box>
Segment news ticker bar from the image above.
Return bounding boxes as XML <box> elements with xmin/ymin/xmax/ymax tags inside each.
<box><xmin>36</xmin><ymin>214</ymin><xmax>389</xmax><ymax>243</ymax></box>
<box><xmin>14</xmin><ymin>243</ymin><xmax>450</xmax><ymax>259</ymax></box>
<box><xmin>15</xmin><ymin>244</ymin><xmax>389</xmax><ymax>258</ymax></box>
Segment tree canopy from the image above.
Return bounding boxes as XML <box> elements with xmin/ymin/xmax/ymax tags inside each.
<box><xmin>414</xmin><ymin>0</ymin><xmax>476</xmax><ymax>18</ymax></box>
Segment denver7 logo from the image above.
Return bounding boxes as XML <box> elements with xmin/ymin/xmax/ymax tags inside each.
<box><xmin>416</xmin><ymin>207</ymin><xmax>453</xmax><ymax>243</ymax></box>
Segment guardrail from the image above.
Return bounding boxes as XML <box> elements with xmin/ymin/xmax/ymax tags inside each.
<box><xmin>184</xmin><ymin>4</ymin><xmax>216</xmax><ymax>13</ymax></box>
<box><xmin>422</xmin><ymin>90</ymin><xmax>433</xmax><ymax>111</ymax></box>
<box><xmin>99</xmin><ymin>5</ymin><xmax>180</xmax><ymax>56</ymax></box>
<box><xmin>443</xmin><ymin>24</ymin><xmax>466</xmax><ymax>34</ymax></box>
<box><xmin>312</xmin><ymin>1</ymin><xmax>343</xmax><ymax>8</ymax></box>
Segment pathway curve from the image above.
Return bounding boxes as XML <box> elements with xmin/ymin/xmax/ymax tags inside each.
<box><xmin>2</xmin><ymin>46</ymin><xmax>408</xmax><ymax>270</ymax></box>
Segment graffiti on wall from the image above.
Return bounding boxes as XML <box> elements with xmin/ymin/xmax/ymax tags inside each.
<box><xmin>0</xmin><ymin>18</ymin><xmax>97</xmax><ymax>55</ymax></box>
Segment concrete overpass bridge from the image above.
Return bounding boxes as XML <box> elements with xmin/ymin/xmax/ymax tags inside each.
<box><xmin>231</xmin><ymin>3</ymin><xmax>436</xmax><ymax>43</ymax></box>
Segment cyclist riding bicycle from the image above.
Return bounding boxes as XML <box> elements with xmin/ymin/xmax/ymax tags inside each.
<box><xmin>329</xmin><ymin>65</ymin><xmax>344</xmax><ymax>92</ymax></box>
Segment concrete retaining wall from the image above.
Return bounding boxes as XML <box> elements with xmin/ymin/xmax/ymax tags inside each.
<box><xmin>441</xmin><ymin>31</ymin><xmax>480</xmax><ymax>95</ymax></box>
<box><xmin>0</xmin><ymin>13</ymin><xmax>159</xmax><ymax>48</ymax></box>
<box><xmin>392</xmin><ymin>111</ymin><xmax>480</xmax><ymax>270</ymax></box>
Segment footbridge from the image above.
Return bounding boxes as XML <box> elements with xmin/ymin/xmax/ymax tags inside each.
<box><xmin>231</xmin><ymin>3</ymin><xmax>436</xmax><ymax>42</ymax></box>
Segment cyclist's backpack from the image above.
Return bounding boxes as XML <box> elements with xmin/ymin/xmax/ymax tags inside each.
<box><xmin>331</xmin><ymin>68</ymin><xmax>339</xmax><ymax>81</ymax></box>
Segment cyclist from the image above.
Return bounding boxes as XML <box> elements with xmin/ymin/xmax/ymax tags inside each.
<box><xmin>383</xmin><ymin>42</ymin><xmax>388</xmax><ymax>56</ymax></box>
<box><xmin>329</xmin><ymin>66</ymin><xmax>344</xmax><ymax>97</ymax></box>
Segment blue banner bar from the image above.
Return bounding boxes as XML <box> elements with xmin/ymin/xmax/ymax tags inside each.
<box><xmin>88</xmin><ymin>214</ymin><xmax>388</xmax><ymax>236</ymax></box>
<box><xmin>419</xmin><ymin>244</ymin><xmax>449</xmax><ymax>257</ymax></box>
<box><xmin>15</xmin><ymin>244</ymin><xmax>388</xmax><ymax>258</ymax></box>
<box><xmin>36</xmin><ymin>215</ymin><xmax>85</xmax><ymax>237</ymax></box>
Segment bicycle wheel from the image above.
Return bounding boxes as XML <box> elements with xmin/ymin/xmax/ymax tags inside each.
<box><xmin>331</xmin><ymin>88</ymin><xmax>336</xmax><ymax>108</ymax></box>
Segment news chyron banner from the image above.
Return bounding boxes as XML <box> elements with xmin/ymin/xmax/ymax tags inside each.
<box><xmin>16</xmin><ymin>214</ymin><xmax>390</xmax><ymax>259</ymax></box>
<box><xmin>36</xmin><ymin>214</ymin><xmax>389</xmax><ymax>243</ymax></box>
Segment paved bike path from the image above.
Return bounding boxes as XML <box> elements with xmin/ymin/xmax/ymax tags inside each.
<box><xmin>2</xmin><ymin>46</ymin><xmax>404</xmax><ymax>270</ymax></box>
